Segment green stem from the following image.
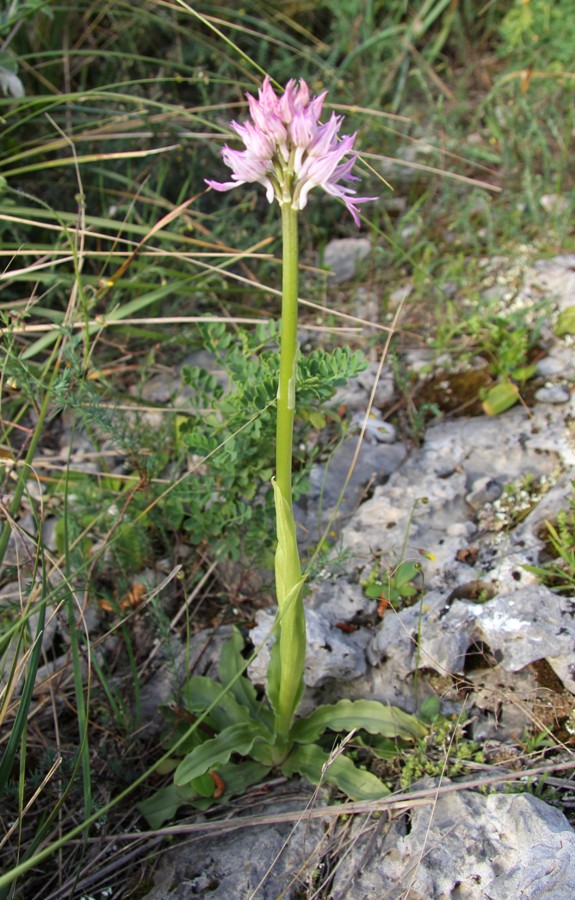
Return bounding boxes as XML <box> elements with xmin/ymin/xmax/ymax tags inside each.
<box><xmin>269</xmin><ymin>201</ymin><xmax>306</xmax><ymax>739</ymax></box>
<box><xmin>276</xmin><ymin>201</ymin><xmax>299</xmax><ymax>504</ymax></box>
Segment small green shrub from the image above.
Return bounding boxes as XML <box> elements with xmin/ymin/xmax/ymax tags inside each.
<box><xmin>173</xmin><ymin>321</ymin><xmax>367</xmax><ymax>561</ymax></box>
<box><xmin>524</xmin><ymin>484</ymin><xmax>575</xmax><ymax>593</ymax></box>
<box><xmin>362</xmin><ymin>557</ymin><xmax>423</xmax><ymax>613</ymax></box>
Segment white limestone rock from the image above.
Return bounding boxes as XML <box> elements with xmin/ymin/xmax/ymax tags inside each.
<box><xmin>331</xmin><ymin>786</ymin><xmax>575</xmax><ymax>899</ymax></box>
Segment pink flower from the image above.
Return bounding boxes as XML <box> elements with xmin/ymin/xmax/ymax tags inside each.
<box><xmin>205</xmin><ymin>76</ymin><xmax>376</xmax><ymax>226</ymax></box>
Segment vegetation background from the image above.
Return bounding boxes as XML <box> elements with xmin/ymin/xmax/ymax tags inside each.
<box><xmin>0</xmin><ymin>0</ymin><xmax>573</xmax><ymax>896</ymax></box>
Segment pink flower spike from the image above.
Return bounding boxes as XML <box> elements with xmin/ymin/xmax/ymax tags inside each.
<box><xmin>289</xmin><ymin>109</ymin><xmax>315</xmax><ymax>149</ymax></box>
<box><xmin>221</xmin><ymin>146</ymin><xmax>271</xmax><ymax>181</ymax></box>
<box><xmin>231</xmin><ymin>120</ymin><xmax>274</xmax><ymax>159</ymax></box>
<box><xmin>205</xmin><ymin>179</ymin><xmax>238</xmax><ymax>193</ymax></box>
<box><xmin>205</xmin><ymin>76</ymin><xmax>376</xmax><ymax>225</ymax></box>
<box><xmin>306</xmin><ymin>114</ymin><xmax>344</xmax><ymax>160</ymax></box>
<box><xmin>292</xmin><ymin>79</ymin><xmax>310</xmax><ymax>109</ymax></box>
<box><xmin>309</xmin><ymin>91</ymin><xmax>327</xmax><ymax>121</ymax></box>
<box><xmin>331</xmin><ymin>153</ymin><xmax>361</xmax><ymax>184</ymax></box>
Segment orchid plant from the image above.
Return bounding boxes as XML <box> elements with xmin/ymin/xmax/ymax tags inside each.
<box><xmin>140</xmin><ymin>77</ymin><xmax>425</xmax><ymax>828</ymax></box>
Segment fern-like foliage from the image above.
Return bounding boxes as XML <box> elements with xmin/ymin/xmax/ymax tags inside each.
<box><xmin>174</xmin><ymin>322</ymin><xmax>367</xmax><ymax>561</ymax></box>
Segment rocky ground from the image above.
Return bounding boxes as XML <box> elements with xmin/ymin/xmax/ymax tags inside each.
<box><xmin>141</xmin><ymin>253</ymin><xmax>575</xmax><ymax>897</ymax></box>
<box><xmin>5</xmin><ymin>251</ymin><xmax>574</xmax><ymax>898</ymax></box>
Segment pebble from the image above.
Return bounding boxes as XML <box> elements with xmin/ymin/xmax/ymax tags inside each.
<box><xmin>323</xmin><ymin>237</ymin><xmax>371</xmax><ymax>283</ymax></box>
<box><xmin>402</xmin><ymin>348</ymin><xmax>436</xmax><ymax>374</ymax></box>
<box><xmin>356</xmin><ymin>364</ymin><xmax>395</xmax><ymax>407</ymax></box>
<box><xmin>536</xmin><ymin>356</ymin><xmax>566</xmax><ymax>378</ymax></box>
<box><xmin>540</xmin><ymin>192</ymin><xmax>570</xmax><ymax>214</ymax></box>
<box><xmin>465</xmin><ymin>476</ymin><xmax>503</xmax><ymax>510</ymax></box>
<box><xmin>534</xmin><ymin>383</ymin><xmax>571</xmax><ymax>404</ymax></box>
<box><xmin>446</xmin><ymin>521</ymin><xmax>477</xmax><ymax>537</ymax></box>
<box><xmin>351</xmin><ymin>412</ymin><xmax>396</xmax><ymax>443</ymax></box>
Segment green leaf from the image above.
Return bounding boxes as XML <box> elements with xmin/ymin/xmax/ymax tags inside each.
<box><xmin>209</xmin><ymin>759</ymin><xmax>270</xmax><ymax>800</ymax></box>
<box><xmin>174</xmin><ymin>722</ymin><xmax>268</xmax><ymax>786</ymax></box>
<box><xmin>394</xmin><ymin>561</ymin><xmax>420</xmax><ymax>587</ymax></box>
<box><xmin>510</xmin><ymin>363</ymin><xmax>537</xmax><ymax>383</ymax></box>
<box><xmin>282</xmin><ymin>743</ymin><xmax>389</xmax><ymax>801</ymax></box>
<box><xmin>181</xmin><ymin>364</ymin><xmax>224</xmax><ymax>399</ymax></box>
<box><xmin>555</xmin><ymin>306</ymin><xmax>575</xmax><ymax>337</ymax></box>
<box><xmin>522</xmin><ymin>563</ymin><xmax>548</xmax><ymax>579</ymax></box>
<box><xmin>182</xmin><ymin>675</ymin><xmax>258</xmax><ymax>731</ymax></box>
<box><xmin>267</xmin><ymin>479</ymin><xmax>306</xmax><ymax>736</ymax></box>
<box><xmin>290</xmin><ymin>699</ymin><xmax>427</xmax><ymax>744</ymax></box>
<box><xmin>192</xmin><ymin>770</ymin><xmax>220</xmax><ymax>799</ymax></box>
<box><xmin>354</xmin><ymin>734</ymin><xmax>404</xmax><ymax>761</ymax></box>
<box><xmin>138</xmin><ymin>759</ymin><xmax>271</xmax><ymax>827</ymax></box>
<box><xmin>418</xmin><ymin>695</ymin><xmax>441</xmax><ymax>723</ymax></box>
<box><xmin>301</xmin><ymin>408</ymin><xmax>327</xmax><ymax>429</ymax></box>
<box><xmin>138</xmin><ymin>782</ymin><xmax>199</xmax><ymax>829</ymax></box>
<box><xmin>217</xmin><ymin>627</ymin><xmax>260</xmax><ymax>715</ymax></box>
<box><xmin>481</xmin><ymin>381</ymin><xmax>519</xmax><ymax>416</ymax></box>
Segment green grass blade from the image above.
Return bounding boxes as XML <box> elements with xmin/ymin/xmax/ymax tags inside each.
<box><xmin>0</xmin><ymin>571</ymin><xmax>46</xmax><ymax>794</ymax></box>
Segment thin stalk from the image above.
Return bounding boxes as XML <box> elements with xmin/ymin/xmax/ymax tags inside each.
<box><xmin>0</xmin><ymin>340</ymin><xmax>63</xmax><ymax>566</ymax></box>
<box><xmin>271</xmin><ymin>202</ymin><xmax>306</xmax><ymax>739</ymax></box>
<box><xmin>276</xmin><ymin>201</ymin><xmax>299</xmax><ymax>505</ymax></box>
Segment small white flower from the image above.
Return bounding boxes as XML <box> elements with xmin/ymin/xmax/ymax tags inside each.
<box><xmin>0</xmin><ymin>66</ymin><xmax>25</xmax><ymax>99</ymax></box>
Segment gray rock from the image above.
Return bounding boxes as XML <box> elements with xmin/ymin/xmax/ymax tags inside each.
<box><xmin>389</xmin><ymin>283</ymin><xmax>413</xmax><ymax>306</ymax></box>
<box><xmin>512</xmin><ymin>471</ymin><xmax>575</xmax><ymax>557</ymax></box>
<box><xmin>402</xmin><ymin>347</ymin><xmax>437</xmax><ymax>374</ymax></box>
<box><xmin>333</xmin><ymin>367</ymin><xmax>395</xmax><ymax>413</ymax></box>
<box><xmin>323</xmin><ymin>237</ymin><xmax>371</xmax><ymax>283</ymax></box>
<box><xmin>249</xmin><ymin>606</ymin><xmax>369</xmax><ymax>698</ymax></box>
<box><xmin>474</xmin><ymin>586</ymin><xmax>575</xmax><ymax>692</ymax></box>
<box><xmin>342</xmin><ymin>402</ymin><xmax>573</xmax><ymax>591</ymax></box>
<box><xmin>144</xmin><ymin>793</ymin><xmax>325</xmax><ymax>899</ymax></box>
<box><xmin>446</xmin><ymin>521</ymin><xmax>477</xmax><ymax>537</ymax></box>
<box><xmin>540</xmin><ymin>192</ymin><xmax>570</xmax><ymax>214</ymax></box>
<box><xmin>41</xmin><ymin>516</ymin><xmax>58</xmax><ymax>552</ymax></box>
<box><xmin>331</xmin><ymin>786</ymin><xmax>575</xmax><ymax>899</ymax></box>
<box><xmin>342</xmin><ymin>458</ymin><xmax>468</xmax><ymax>589</ymax></box>
<box><xmin>295</xmin><ymin>434</ymin><xmax>407</xmax><ymax>547</ymax></box>
<box><xmin>419</xmin><ymin>597</ymin><xmax>481</xmax><ymax>675</ymax></box>
<box><xmin>467</xmin><ymin>665</ymin><xmax>551</xmax><ymax>741</ymax></box>
<box><xmin>311</xmin><ymin>577</ymin><xmax>374</xmax><ymax>623</ymax></box>
<box><xmin>367</xmin><ymin>582</ymin><xmax>575</xmax><ymax>697</ymax></box>
<box><xmin>351</xmin><ymin>411</ymin><xmax>397</xmax><ymax>443</ymax></box>
<box><xmin>535</xmin><ymin>383</ymin><xmax>571</xmax><ymax>404</ymax></box>
<box><xmin>331</xmin><ymin>379</ymin><xmax>365</xmax><ymax>414</ymax></box>
<box><xmin>356</xmin><ymin>363</ymin><xmax>395</xmax><ymax>407</ymax></box>
<box><xmin>531</xmin><ymin>255</ymin><xmax>575</xmax><ymax>310</ymax></box>
<box><xmin>536</xmin><ymin>348</ymin><xmax>575</xmax><ymax>381</ymax></box>
<box><xmin>465</xmin><ymin>476</ymin><xmax>503</xmax><ymax>510</ymax></box>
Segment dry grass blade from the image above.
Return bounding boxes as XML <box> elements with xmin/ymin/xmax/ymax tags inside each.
<box><xmin>76</xmin><ymin>757</ymin><xmax>575</xmax><ymax>847</ymax></box>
